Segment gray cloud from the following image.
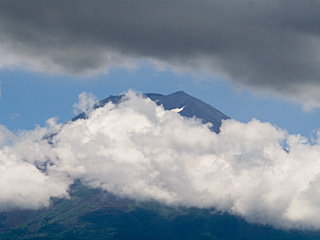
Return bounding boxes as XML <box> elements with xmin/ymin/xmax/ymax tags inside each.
<box><xmin>1</xmin><ymin>0</ymin><xmax>320</xmax><ymax>106</ymax></box>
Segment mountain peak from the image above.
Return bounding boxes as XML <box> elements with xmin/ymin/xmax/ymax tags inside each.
<box><xmin>171</xmin><ymin>90</ymin><xmax>187</xmax><ymax>95</ymax></box>
<box><xmin>145</xmin><ymin>92</ymin><xmax>229</xmax><ymax>133</ymax></box>
<box><xmin>72</xmin><ymin>91</ymin><xmax>229</xmax><ymax>133</ymax></box>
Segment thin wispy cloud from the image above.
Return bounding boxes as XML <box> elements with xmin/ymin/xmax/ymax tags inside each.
<box><xmin>1</xmin><ymin>92</ymin><xmax>320</xmax><ymax>229</ymax></box>
<box><xmin>0</xmin><ymin>1</ymin><xmax>320</xmax><ymax>107</ymax></box>
<box><xmin>73</xmin><ymin>92</ymin><xmax>98</xmax><ymax>115</ymax></box>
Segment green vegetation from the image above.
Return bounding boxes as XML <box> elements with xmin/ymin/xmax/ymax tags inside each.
<box><xmin>0</xmin><ymin>182</ymin><xmax>319</xmax><ymax>240</ymax></box>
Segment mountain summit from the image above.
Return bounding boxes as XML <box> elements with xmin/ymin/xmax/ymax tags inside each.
<box><xmin>145</xmin><ymin>91</ymin><xmax>230</xmax><ymax>133</ymax></box>
<box><xmin>73</xmin><ymin>91</ymin><xmax>230</xmax><ymax>133</ymax></box>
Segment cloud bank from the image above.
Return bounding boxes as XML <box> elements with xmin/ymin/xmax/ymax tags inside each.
<box><xmin>0</xmin><ymin>125</ymin><xmax>70</xmax><ymax>210</ymax></box>
<box><xmin>1</xmin><ymin>92</ymin><xmax>320</xmax><ymax>229</ymax></box>
<box><xmin>1</xmin><ymin>0</ymin><xmax>320</xmax><ymax>107</ymax></box>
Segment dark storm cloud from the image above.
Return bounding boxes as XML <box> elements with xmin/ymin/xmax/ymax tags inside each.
<box><xmin>1</xmin><ymin>0</ymin><xmax>320</xmax><ymax>106</ymax></box>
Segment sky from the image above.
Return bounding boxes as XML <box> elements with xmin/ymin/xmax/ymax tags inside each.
<box><xmin>1</xmin><ymin>0</ymin><xmax>320</xmax><ymax>230</ymax></box>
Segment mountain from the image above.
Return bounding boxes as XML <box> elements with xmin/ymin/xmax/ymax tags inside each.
<box><xmin>0</xmin><ymin>92</ymin><xmax>319</xmax><ymax>240</ymax></box>
<box><xmin>72</xmin><ymin>91</ymin><xmax>230</xmax><ymax>133</ymax></box>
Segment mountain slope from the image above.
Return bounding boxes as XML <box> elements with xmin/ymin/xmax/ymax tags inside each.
<box><xmin>1</xmin><ymin>183</ymin><xmax>319</xmax><ymax>240</ymax></box>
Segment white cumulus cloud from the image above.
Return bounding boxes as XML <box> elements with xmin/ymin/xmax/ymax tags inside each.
<box><xmin>0</xmin><ymin>125</ymin><xmax>71</xmax><ymax>210</ymax></box>
<box><xmin>1</xmin><ymin>91</ymin><xmax>320</xmax><ymax>229</ymax></box>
